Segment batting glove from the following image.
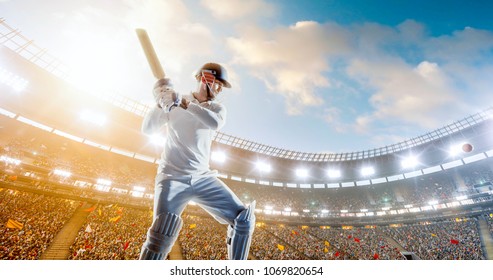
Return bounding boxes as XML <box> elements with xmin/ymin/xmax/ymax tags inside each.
<box><xmin>153</xmin><ymin>79</ymin><xmax>182</xmax><ymax>112</ymax></box>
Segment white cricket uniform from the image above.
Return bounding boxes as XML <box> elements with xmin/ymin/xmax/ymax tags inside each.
<box><xmin>141</xmin><ymin>94</ymin><xmax>245</xmax><ymax>222</ymax></box>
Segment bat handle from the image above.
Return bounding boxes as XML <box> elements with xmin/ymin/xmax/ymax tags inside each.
<box><xmin>154</xmin><ymin>78</ymin><xmax>171</xmax><ymax>88</ymax></box>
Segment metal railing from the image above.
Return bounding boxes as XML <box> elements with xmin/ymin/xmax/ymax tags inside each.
<box><xmin>0</xmin><ymin>18</ymin><xmax>69</xmax><ymax>79</ymax></box>
<box><xmin>213</xmin><ymin>107</ymin><xmax>493</xmax><ymax>161</ymax></box>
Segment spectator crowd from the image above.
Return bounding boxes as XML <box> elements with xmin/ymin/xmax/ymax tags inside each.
<box><xmin>0</xmin><ymin>189</ymin><xmax>78</xmax><ymax>259</ymax></box>
<box><xmin>1</xmin><ymin>117</ymin><xmax>492</xmax><ymax>260</ymax></box>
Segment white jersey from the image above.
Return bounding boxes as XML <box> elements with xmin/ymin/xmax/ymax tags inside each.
<box><xmin>142</xmin><ymin>94</ymin><xmax>226</xmax><ymax>176</ymax></box>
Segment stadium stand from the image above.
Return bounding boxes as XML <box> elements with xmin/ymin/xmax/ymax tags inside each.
<box><xmin>1</xmin><ymin>19</ymin><xmax>493</xmax><ymax>260</ymax></box>
<box><xmin>0</xmin><ymin>190</ymin><xmax>78</xmax><ymax>260</ymax></box>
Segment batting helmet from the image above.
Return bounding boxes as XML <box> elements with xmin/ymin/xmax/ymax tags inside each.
<box><xmin>195</xmin><ymin>62</ymin><xmax>231</xmax><ymax>88</ymax></box>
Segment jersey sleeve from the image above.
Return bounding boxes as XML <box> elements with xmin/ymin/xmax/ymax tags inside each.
<box><xmin>141</xmin><ymin>105</ymin><xmax>169</xmax><ymax>135</ymax></box>
<box><xmin>186</xmin><ymin>102</ymin><xmax>226</xmax><ymax>130</ymax></box>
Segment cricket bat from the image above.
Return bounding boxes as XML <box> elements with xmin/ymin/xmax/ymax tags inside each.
<box><xmin>135</xmin><ymin>28</ymin><xmax>165</xmax><ymax>80</ymax></box>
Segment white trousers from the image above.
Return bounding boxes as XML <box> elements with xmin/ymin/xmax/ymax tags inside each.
<box><xmin>152</xmin><ymin>173</ymin><xmax>246</xmax><ymax>223</ymax></box>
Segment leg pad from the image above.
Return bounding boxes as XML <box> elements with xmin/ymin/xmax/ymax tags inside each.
<box><xmin>140</xmin><ymin>212</ymin><xmax>183</xmax><ymax>260</ymax></box>
<box><xmin>227</xmin><ymin>201</ymin><xmax>256</xmax><ymax>260</ymax></box>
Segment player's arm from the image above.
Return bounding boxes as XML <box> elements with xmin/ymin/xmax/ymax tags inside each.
<box><xmin>141</xmin><ymin>79</ymin><xmax>177</xmax><ymax>135</ymax></box>
<box><xmin>141</xmin><ymin>105</ymin><xmax>168</xmax><ymax>135</ymax></box>
<box><xmin>182</xmin><ymin>101</ymin><xmax>226</xmax><ymax>130</ymax></box>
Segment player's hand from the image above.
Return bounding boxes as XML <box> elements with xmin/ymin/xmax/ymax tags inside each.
<box><xmin>159</xmin><ymin>89</ymin><xmax>182</xmax><ymax>112</ymax></box>
<box><xmin>179</xmin><ymin>97</ymin><xmax>190</xmax><ymax>110</ymax></box>
<box><xmin>153</xmin><ymin>78</ymin><xmax>170</xmax><ymax>104</ymax></box>
<box><xmin>153</xmin><ymin>79</ymin><xmax>181</xmax><ymax>112</ymax></box>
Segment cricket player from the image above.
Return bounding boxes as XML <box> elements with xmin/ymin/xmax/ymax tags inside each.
<box><xmin>139</xmin><ymin>62</ymin><xmax>255</xmax><ymax>260</ymax></box>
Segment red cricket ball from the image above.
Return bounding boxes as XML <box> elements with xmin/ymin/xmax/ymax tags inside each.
<box><xmin>462</xmin><ymin>143</ymin><xmax>473</xmax><ymax>153</ymax></box>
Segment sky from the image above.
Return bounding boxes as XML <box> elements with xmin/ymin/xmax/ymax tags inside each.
<box><xmin>2</xmin><ymin>0</ymin><xmax>493</xmax><ymax>153</ymax></box>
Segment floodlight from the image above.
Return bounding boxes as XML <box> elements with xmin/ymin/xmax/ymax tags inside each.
<box><xmin>296</xmin><ymin>168</ymin><xmax>309</xmax><ymax>178</ymax></box>
<box><xmin>401</xmin><ymin>156</ymin><xmax>418</xmax><ymax>169</ymax></box>
<box><xmin>80</xmin><ymin>110</ymin><xmax>107</xmax><ymax>126</ymax></box>
<box><xmin>97</xmin><ymin>179</ymin><xmax>112</xmax><ymax>186</ymax></box>
<box><xmin>360</xmin><ymin>209</ymin><xmax>368</xmax><ymax>212</ymax></box>
<box><xmin>0</xmin><ymin>67</ymin><xmax>29</xmax><ymax>92</ymax></box>
<box><xmin>327</xmin><ymin>169</ymin><xmax>341</xmax><ymax>178</ymax></box>
<box><xmin>284</xmin><ymin>207</ymin><xmax>292</xmax><ymax>212</ymax></box>
<box><xmin>449</xmin><ymin>144</ymin><xmax>461</xmax><ymax>156</ymax></box>
<box><xmin>321</xmin><ymin>209</ymin><xmax>329</xmax><ymax>214</ymax></box>
<box><xmin>382</xmin><ymin>207</ymin><xmax>391</xmax><ymax>211</ymax></box>
<box><xmin>256</xmin><ymin>161</ymin><xmax>272</xmax><ymax>173</ymax></box>
<box><xmin>361</xmin><ymin>166</ymin><xmax>375</xmax><ymax>176</ymax></box>
<box><xmin>150</xmin><ymin>134</ymin><xmax>166</xmax><ymax>146</ymax></box>
<box><xmin>211</xmin><ymin>151</ymin><xmax>226</xmax><ymax>163</ymax></box>
<box><xmin>53</xmin><ymin>169</ymin><xmax>72</xmax><ymax>178</ymax></box>
<box><xmin>449</xmin><ymin>142</ymin><xmax>469</xmax><ymax>156</ymax></box>
<box><xmin>303</xmin><ymin>209</ymin><xmax>310</xmax><ymax>213</ymax></box>
<box><xmin>340</xmin><ymin>210</ymin><xmax>348</xmax><ymax>213</ymax></box>
<box><xmin>428</xmin><ymin>200</ymin><xmax>438</xmax><ymax>205</ymax></box>
<box><xmin>264</xmin><ymin>205</ymin><xmax>273</xmax><ymax>210</ymax></box>
<box><xmin>0</xmin><ymin>156</ymin><xmax>21</xmax><ymax>165</ymax></box>
<box><xmin>131</xmin><ymin>191</ymin><xmax>144</xmax><ymax>198</ymax></box>
<box><xmin>133</xmin><ymin>186</ymin><xmax>145</xmax><ymax>192</ymax></box>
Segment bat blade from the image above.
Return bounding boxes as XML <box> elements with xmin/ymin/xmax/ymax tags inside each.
<box><xmin>135</xmin><ymin>28</ymin><xmax>165</xmax><ymax>80</ymax></box>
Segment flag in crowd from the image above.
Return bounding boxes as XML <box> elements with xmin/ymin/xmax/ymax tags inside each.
<box><xmin>450</xmin><ymin>239</ymin><xmax>460</xmax><ymax>245</ymax></box>
<box><xmin>277</xmin><ymin>244</ymin><xmax>285</xmax><ymax>251</ymax></box>
<box><xmin>83</xmin><ymin>205</ymin><xmax>97</xmax><ymax>212</ymax></box>
<box><xmin>6</xmin><ymin>219</ymin><xmax>23</xmax><ymax>229</ymax></box>
<box><xmin>109</xmin><ymin>216</ymin><xmax>121</xmax><ymax>223</ymax></box>
<box><xmin>85</xmin><ymin>224</ymin><xmax>93</xmax><ymax>233</ymax></box>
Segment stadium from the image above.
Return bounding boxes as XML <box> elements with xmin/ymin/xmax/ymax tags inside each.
<box><xmin>1</xmin><ymin>17</ymin><xmax>493</xmax><ymax>263</ymax></box>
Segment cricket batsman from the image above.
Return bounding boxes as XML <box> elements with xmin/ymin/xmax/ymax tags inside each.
<box><xmin>139</xmin><ymin>62</ymin><xmax>256</xmax><ymax>260</ymax></box>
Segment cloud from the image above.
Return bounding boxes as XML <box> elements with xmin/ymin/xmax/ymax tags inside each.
<box><xmin>345</xmin><ymin>23</ymin><xmax>493</xmax><ymax>134</ymax></box>
<box><xmin>425</xmin><ymin>27</ymin><xmax>493</xmax><ymax>63</ymax></box>
<box><xmin>347</xmin><ymin>58</ymin><xmax>462</xmax><ymax>131</ymax></box>
<box><xmin>227</xmin><ymin>21</ymin><xmax>350</xmax><ymax>115</ymax></box>
<box><xmin>224</xmin><ymin>13</ymin><xmax>493</xmax><ymax>142</ymax></box>
<box><xmin>200</xmin><ymin>0</ymin><xmax>275</xmax><ymax>20</ymax></box>
<box><xmin>323</xmin><ymin>107</ymin><xmax>346</xmax><ymax>133</ymax></box>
